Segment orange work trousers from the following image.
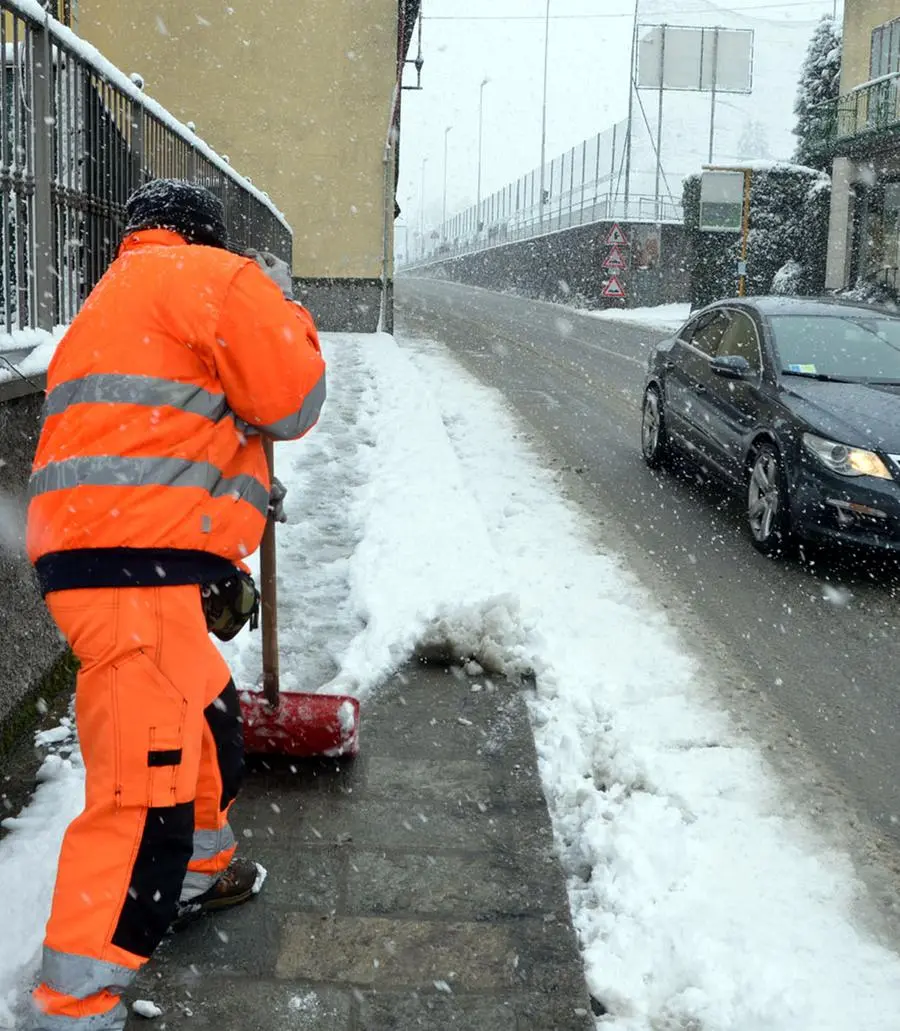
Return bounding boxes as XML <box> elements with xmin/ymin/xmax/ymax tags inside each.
<box><xmin>32</xmin><ymin>585</ymin><xmax>244</xmax><ymax>1031</ymax></box>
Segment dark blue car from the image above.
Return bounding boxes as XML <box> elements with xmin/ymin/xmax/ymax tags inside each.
<box><xmin>641</xmin><ymin>296</ymin><xmax>900</xmax><ymax>557</ymax></box>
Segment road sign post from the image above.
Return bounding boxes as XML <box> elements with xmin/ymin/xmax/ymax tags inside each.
<box><xmin>701</xmin><ymin>165</ymin><xmax>752</xmax><ymax>296</ymax></box>
<box><xmin>601</xmin><ymin>223</ymin><xmax>630</xmax><ymax>303</ymax></box>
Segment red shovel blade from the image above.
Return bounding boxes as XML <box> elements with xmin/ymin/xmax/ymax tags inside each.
<box><xmin>240</xmin><ymin>691</ymin><xmax>360</xmax><ymax>757</ymax></box>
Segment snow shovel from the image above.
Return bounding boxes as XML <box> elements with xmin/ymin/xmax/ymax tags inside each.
<box><xmin>239</xmin><ymin>437</ymin><xmax>360</xmax><ymax>757</ymax></box>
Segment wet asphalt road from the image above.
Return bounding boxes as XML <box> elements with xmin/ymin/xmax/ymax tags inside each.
<box><xmin>396</xmin><ymin>275</ymin><xmax>900</xmax><ymax>854</ymax></box>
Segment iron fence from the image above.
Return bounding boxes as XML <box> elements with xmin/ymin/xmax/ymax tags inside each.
<box><xmin>808</xmin><ymin>72</ymin><xmax>900</xmax><ymax>162</ymax></box>
<box><xmin>407</xmin><ymin>119</ymin><xmax>683</xmax><ymax>267</ymax></box>
<box><xmin>0</xmin><ymin>0</ymin><xmax>292</xmax><ymax>338</ymax></box>
<box><xmin>835</xmin><ymin>73</ymin><xmax>900</xmax><ymax>143</ymax></box>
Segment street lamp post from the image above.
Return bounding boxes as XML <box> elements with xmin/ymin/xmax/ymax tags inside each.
<box><xmin>442</xmin><ymin>125</ymin><xmax>452</xmax><ymax>242</ymax></box>
<box><xmin>477</xmin><ymin>78</ymin><xmax>489</xmax><ymax>235</ymax></box>
<box><xmin>539</xmin><ymin>0</ymin><xmax>551</xmax><ymax>232</ymax></box>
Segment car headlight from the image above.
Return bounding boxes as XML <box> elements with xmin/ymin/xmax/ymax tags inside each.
<box><xmin>802</xmin><ymin>433</ymin><xmax>893</xmax><ymax>480</ymax></box>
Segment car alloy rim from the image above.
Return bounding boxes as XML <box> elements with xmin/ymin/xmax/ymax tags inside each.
<box><xmin>642</xmin><ymin>393</ymin><xmax>660</xmax><ymax>456</ymax></box>
<box><xmin>748</xmin><ymin>453</ymin><xmax>780</xmax><ymax>541</ymax></box>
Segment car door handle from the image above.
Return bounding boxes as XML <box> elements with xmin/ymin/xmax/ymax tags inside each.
<box><xmin>695</xmin><ymin>384</ymin><xmax>707</xmax><ymax>394</ymax></box>
<box><xmin>663</xmin><ymin>359</ymin><xmax>675</xmax><ymax>369</ymax></box>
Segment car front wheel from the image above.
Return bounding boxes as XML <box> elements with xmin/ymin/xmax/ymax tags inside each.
<box><xmin>747</xmin><ymin>443</ymin><xmax>793</xmax><ymax>557</ymax></box>
<box><xmin>641</xmin><ymin>386</ymin><xmax>668</xmax><ymax>468</ymax></box>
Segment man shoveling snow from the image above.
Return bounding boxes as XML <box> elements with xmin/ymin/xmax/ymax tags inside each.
<box><xmin>24</xmin><ymin>180</ymin><xmax>325</xmax><ymax>1031</ymax></box>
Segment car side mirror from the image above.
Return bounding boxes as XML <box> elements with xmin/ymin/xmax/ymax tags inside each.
<box><xmin>711</xmin><ymin>355</ymin><xmax>752</xmax><ymax>379</ymax></box>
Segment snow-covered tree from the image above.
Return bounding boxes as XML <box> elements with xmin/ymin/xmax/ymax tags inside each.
<box><xmin>737</xmin><ymin>120</ymin><xmax>771</xmax><ymax>160</ymax></box>
<box><xmin>793</xmin><ymin>15</ymin><xmax>842</xmax><ymax>171</ymax></box>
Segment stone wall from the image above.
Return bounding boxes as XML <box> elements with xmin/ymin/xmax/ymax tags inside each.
<box><xmin>0</xmin><ymin>391</ymin><xmax>64</xmax><ymax>741</ymax></box>
<box><xmin>407</xmin><ymin>222</ymin><xmax>691</xmax><ymax>310</ymax></box>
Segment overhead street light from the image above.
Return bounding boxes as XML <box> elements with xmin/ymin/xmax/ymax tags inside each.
<box><xmin>477</xmin><ymin>77</ymin><xmax>490</xmax><ymax>233</ymax></box>
<box><xmin>539</xmin><ymin>0</ymin><xmax>551</xmax><ymax>231</ymax></box>
<box><xmin>442</xmin><ymin>125</ymin><xmax>453</xmax><ymax>241</ymax></box>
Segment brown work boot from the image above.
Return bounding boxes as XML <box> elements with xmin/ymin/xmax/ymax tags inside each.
<box><xmin>172</xmin><ymin>857</ymin><xmax>265</xmax><ymax>930</ymax></box>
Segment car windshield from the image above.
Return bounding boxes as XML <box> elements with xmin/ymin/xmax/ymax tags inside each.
<box><xmin>770</xmin><ymin>313</ymin><xmax>900</xmax><ymax>382</ymax></box>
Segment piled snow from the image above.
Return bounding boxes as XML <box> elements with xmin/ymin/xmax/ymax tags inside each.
<box><xmin>0</xmin><ymin>754</ymin><xmax>84</xmax><ymax>1027</ymax></box>
<box><xmin>392</xmin><ymin>335</ymin><xmax>900</xmax><ymax>1028</ymax></box>
<box><xmin>772</xmin><ymin>258</ymin><xmax>805</xmax><ymax>295</ymax></box>
<box><xmin>4</xmin><ymin>332</ymin><xmax>900</xmax><ymax>1027</ymax></box>
<box><xmin>218</xmin><ymin>337</ymin><xmax>530</xmax><ymax>698</ymax></box>
<box><xmin>575</xmin><ymin>303</ymin><xmax>690</xmax><ymax>334</ymax></box>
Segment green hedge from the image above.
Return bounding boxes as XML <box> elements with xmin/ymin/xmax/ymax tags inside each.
<box><xmin>683</xmin><ymin>164</ymin><xmax>831</xmax><ymax>310</ymax></box>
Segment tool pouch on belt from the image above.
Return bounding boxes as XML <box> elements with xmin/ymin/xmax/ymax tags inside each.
<box><xmin>201</xmin><ymin>570</ymin><xmax>260</xmax><ymax>642</ymax></box>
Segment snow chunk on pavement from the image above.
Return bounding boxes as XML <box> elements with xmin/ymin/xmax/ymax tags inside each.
<box><xmin>132</xmin><ymin>1000</ymin><xmax>163</xmax><ymax>1020</ymax></box>
<box><xmin>252</xmin><ymin>862</ymin><xmax>268</xmax><ymax>895</ymax></box>
<box><xmin>34</xmin><ymin>724</ymin><xmax>72</xmax><ymax>748</ymax></box>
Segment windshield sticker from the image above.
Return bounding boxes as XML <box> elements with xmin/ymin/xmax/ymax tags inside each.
<box><xmin>787</xmin><ymin>363</ymin><xmax>817</xmax><ymax>374</ymax></box>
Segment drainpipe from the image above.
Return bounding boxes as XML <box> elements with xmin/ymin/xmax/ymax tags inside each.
<box><xmin>379</xmin><ymin>80</ymin><xmax>401</xmax><ymax>335</ymax></box>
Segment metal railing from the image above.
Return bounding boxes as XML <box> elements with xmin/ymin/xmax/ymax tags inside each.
<box><xmin>836</xmin><ymin>73</ymin><xmax>900</xmax><ymax>141</ymax></box>
<box><xmin>0</xmin><ymin>0</ymin><xmax>292</xmax><ymax>338</ymax></box>
<box><xmin>404</xmin><ymin>119</ymin><xmax>684</xmax><ymax>267</ymax></box>
<box><xmin>809</xmin><ymin>72</ymin><xmax>900</xmax><ymax>158</ymax></box>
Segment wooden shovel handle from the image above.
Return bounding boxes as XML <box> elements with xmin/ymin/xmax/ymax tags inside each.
<box><xmin>260</xmin><ymin>437</ymin><xmax>280</xmax><ymax>707</ymax></box>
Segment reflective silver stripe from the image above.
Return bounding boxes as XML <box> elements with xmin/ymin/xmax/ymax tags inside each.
<box><xmin>192</xmin><ymin>823</ymin><xmax>236</xmax><ymax>860</ymax></box>
<box><xmin>180</xmin><ymin>868</ymin><xmax>216</xmax><ymax>902</ymax></box>
<box><xmin>41</xmin><ymin>947</ymin><xmax>136</xmax><ymax>999</ymax></box>
<box><xmin>28</xmin><ymin>457</ymin><xmax>269</xmax><ymax>517</ymax></box>
<box><xmin>259</xmin><ymin>372</ymin><xmax>326</xmax><ymax>440</ymax></box>
<box><xmin>44</xmin><ymin>374</ymin><xmax>229</xmax><ymax>422</ymax></box>
<box><xmin>32</xmin><ymin>999</ymin><xmax>128</xmax><ymax>1031</ymax></box>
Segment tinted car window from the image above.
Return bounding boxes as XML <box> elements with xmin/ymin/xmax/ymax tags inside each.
<box><xmin>716</xmin><ymin>312</ymin><xmax>762</xmax><ymax>371</ymax></box>
<box><xmin>689</xmin><ymin>311</ymin><xmax>731</xmax><ymax>357</ymax></box>
<box><xmin>677</xmin><ymin>318</ymin><xmax>698</xmax><ymax>342</ymax></box>
<box><xmin>770</xmin><ymin>314</ymin><xmax>900</xmax><ymax>382</ymax></box>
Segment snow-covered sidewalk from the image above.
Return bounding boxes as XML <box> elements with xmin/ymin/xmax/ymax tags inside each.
<box><xmin>3</xmin><ymin>331</ymin><xmax>900</xmax><ymax>1029</ymax></box>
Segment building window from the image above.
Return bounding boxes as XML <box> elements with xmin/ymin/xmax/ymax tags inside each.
<box><xmin>871</xmin><ymin>19</ymin><xmax>900</xmax><ymax>80</ymax></box>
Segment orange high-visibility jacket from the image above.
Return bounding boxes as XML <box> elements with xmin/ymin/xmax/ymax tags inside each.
<box><xmin>27</xmin><ymin>229</ymin><xmax>326</xmax><ymax>595</ymax></box>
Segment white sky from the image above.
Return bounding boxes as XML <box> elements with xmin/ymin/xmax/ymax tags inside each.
<box><xmin>398</xmin><ymin>0</ymin><xmax>843</xmax><ymax>241</ymax></box>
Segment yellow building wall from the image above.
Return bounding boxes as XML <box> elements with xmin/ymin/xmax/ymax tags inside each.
<box><xmin>4</xmin><ymin>3</ymin><xmax>70</xmax><ymax>34</ymax></box>
<box><xmin>75</xmin><ymin>0</ymin><xmax>398</xmax><ymax>280</ymax></box>
<box><xmin>842</xmin><ymin>0</ymin><xmax>900</xmax><ymax>92</ymax></box>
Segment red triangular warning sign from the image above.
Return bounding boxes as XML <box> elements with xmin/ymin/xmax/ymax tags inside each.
<box><xmin>602</xmin><ymin>245</ymin><xmax>627</xmax><ymax>270</ymax></box>
<box><xmin>602</xmin><ymin>275</ymin><xmax>626</xmax><ymax>298</ymax></box>
<box><xmin>605</xmin><ymin>223</ymin><xmax>629</xmax><ymax>247</ymax></box>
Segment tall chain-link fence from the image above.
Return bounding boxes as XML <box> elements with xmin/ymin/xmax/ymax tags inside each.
<box><xmin>0</xmin><ymin>0</ymin><xmax>292</xmax><ymax>336</ymax></box>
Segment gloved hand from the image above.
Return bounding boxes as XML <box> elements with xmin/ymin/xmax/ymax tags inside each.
<box><xmin>268</xmin><ymin>475</ymin><xmax>288</xmax><ymax>523</ymax></box>
<box><xmin>246</xmin><ymin>248</ymin><xmax>295</xmax><ymax>300</ymax></box>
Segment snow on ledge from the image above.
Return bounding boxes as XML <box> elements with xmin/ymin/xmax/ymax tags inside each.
<box><xmin>0</xmin><ymin>326</ymin><xmax>67</xmax><ymax>386</ymax></box>
<box><xmin>4</xmin><ymin>0</ymin><xmax>289</xmax><ymax>232</ymax></box>
<box><xmin>700</xmin><ymin>159</ymin><xmax>830</xmax><ymax>179</ymax></box>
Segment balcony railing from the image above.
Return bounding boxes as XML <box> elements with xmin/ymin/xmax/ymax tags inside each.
<box><xmin>811</xmin><ymin>73</ymin><xmax>900</xmax><ymax>158</ymax></box>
